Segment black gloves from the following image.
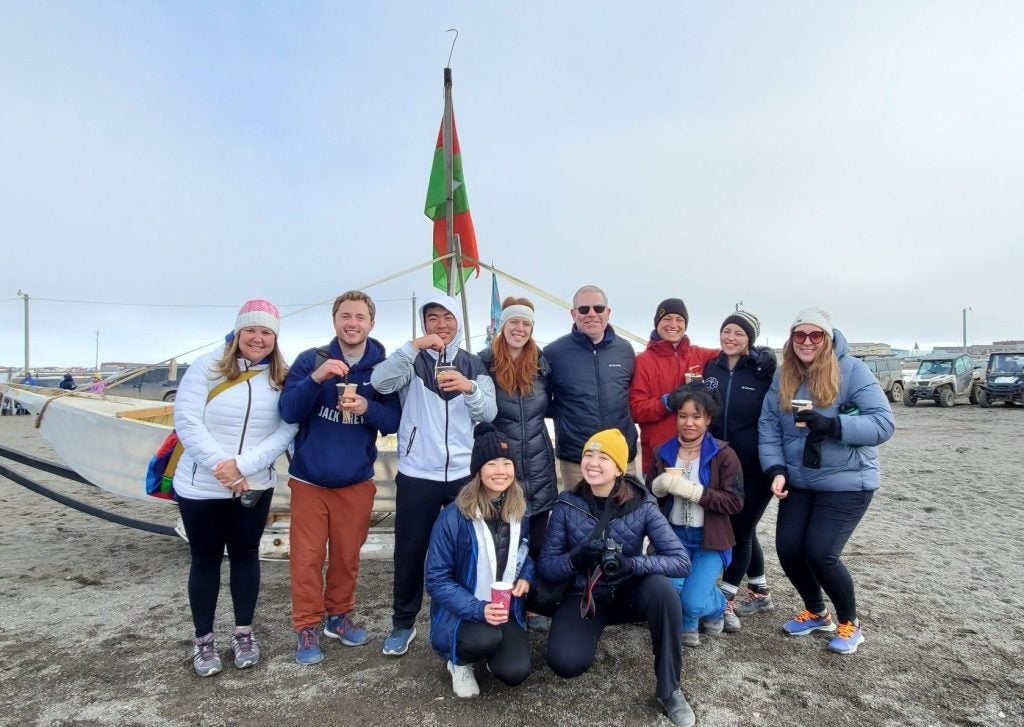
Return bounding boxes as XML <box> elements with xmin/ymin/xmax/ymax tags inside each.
<box><xmin>795</xmin><ymin>410</ymin><xmax>840</xmax><ymax>439</ymax></box>
<box><xmin>569</xmin><ymin>540</ymin><xmax>604</xmax><ymax>571</ymax></box>
<box><xmin>601</xmin><ymin>553</ymin><xmax>635</xmax><ymax>583</ymax></box>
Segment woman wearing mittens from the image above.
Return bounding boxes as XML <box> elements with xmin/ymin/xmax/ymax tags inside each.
<box><xmin>425</xmin><ymin>423</ymin><xmax>534</xmax><ymax>698</ymax></box>
<box><xmin>758</xmin><ymin>307</ymin><xmax>895</xmax><ymax>654</ymax></box>
<box><xmin>539</xmin><ymin>429</ymin><xmax>695</xmax><ymax>727</ymax></box>
<box><xmin>173</xmin><ymin>299</ymin><xmax>298</xmax><ymax>677</ymax></box>
<box><xmin>647</xmin><ymin>386</ymin><xmax>744</xmax><ymax>648</ymax></box>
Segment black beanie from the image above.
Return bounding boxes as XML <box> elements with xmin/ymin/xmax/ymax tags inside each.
<box><xmin>470</xmin><ymin>423</ymin><xmax>516</xmax><ymax>479</ymax></box>
<box><xmin>654</xmin><ymin>298</ymin><xmax>688</xmax><ymax>328</ymax></box>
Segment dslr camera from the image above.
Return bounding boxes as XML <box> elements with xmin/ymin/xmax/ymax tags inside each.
<box><xmin>599</xmin><ymin>538</ymin><xmax>623</xmax><ymax>575</ymax></box>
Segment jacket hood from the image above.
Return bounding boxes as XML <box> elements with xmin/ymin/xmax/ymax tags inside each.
<box><xmin>419</xmin><ymin>293</ymin><xmax>464</xmax><ymax>360</ymax></box>
<box><xmin>335</xmin><ymin>336</ymin><xmax>388</xmax><ymax>372</ymax></box>
<box><xmin>712</xmin><ymin>345</ymin><xmax>777</xmax><ymax>379</ymax></box>
<box><xmin>832</xmin><ymin>329</ymin><xmax>850</xmax><ymax>359</ymax></box>
<box><xmin>645</xmin><ymin>333</ymin><xmax>692</xmax><ymax>355</ymax></box>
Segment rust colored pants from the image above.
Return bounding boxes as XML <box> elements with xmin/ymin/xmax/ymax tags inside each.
<box><xmin>289</xmin><ymin>478</ymin><xmax>376</xmax><ymax>631</ymax></box>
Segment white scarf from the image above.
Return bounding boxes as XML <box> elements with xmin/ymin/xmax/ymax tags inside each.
<box><xmin>470</xmin><ymin>514</ymin><xmax>522</xmax><ymax>602</ymax></box>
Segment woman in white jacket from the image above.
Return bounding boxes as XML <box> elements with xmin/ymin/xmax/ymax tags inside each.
<box><xmin>173</xmin><ymin>299</ymin><xmax>298</xmax><ymax>677</ymax></box>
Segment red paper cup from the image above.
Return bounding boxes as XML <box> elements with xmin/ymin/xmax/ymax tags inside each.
<box><xmin>490</xmin><ymin>581</ymin><xmax>513</xmax><ymax>612</ymax></box>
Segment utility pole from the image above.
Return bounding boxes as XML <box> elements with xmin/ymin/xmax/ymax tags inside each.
<box><xmin>16</xmin><ymin>290</ymin><xmax>29</xmax><ymax>374</ymax></box>
<box><xmin>735</xmin><ymin>300</ymin><xmax>743</xmax><ymax>312</ymax></box>
<box><xmin>962</xmin><ymin>306</ymin><xmax>971</xmax><ymax>352</ymax></box>
<box><xmin>94</xmin><ymin>331</ymin><xmax>100</xmax><ymax>372</ymax></box>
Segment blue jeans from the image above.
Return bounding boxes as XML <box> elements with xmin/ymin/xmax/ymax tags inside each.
<box><xmin>671</xmin><ymin>526</ymin><xmax>726</xmax><ymax>632</ymax></box>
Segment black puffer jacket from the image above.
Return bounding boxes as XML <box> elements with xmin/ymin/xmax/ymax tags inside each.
<box><xmin>702</xmin><ymin>347</ymin><xmax>776</xmax><ymax>472</ymax></box>
<box><xmin>479</xmin><ymin>348</ymin><xmax>558</xmax><ymax>516</ymax></box>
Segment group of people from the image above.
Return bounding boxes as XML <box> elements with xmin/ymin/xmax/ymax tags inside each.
<box><xmin>170</xmin><ymin>287</ymin><xmax>894</xmax><ymax>727</ymax></box>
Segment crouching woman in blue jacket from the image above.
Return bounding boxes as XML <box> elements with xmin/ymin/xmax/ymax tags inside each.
<box><xmin>425</xmin><ymin>424</ymin><xmax>534</xmax><ymax>698</ymax></box>
<box><xmin>539</xmin><ymin>429</ymin><xmax>696</xmax><ymax>727</ymax></box>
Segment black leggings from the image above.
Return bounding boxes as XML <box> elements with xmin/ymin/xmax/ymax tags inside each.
<box><xmin>775</xmin><ymin>488</ymin><xmax>873</xmax><ymax>624</ymax></box>
<box><xmin>546</xmin><ymin>574</ymin><xmax>682</xmax><ymax>700</ymax></box>
<box><xmin>455</xmin><ymin>620</ymin><xmax>531</xmax><ymax>685</ymax></box>
<box><xmin>177</xmin><ymin>490</ymin><xmax>272</xmax><ymax>637</ymax></box>
<box><xmin>723</xmin><ymin>467</ymin><xmax>774</xmax><ymax>587</ymax></box>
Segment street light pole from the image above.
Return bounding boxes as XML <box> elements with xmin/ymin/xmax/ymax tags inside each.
<box><xmin>94</xmin><ymin>331</ymin><xmax>100</xmax><ymax>372</ymax></box>
<box><xmin>735</xmin><ymin>300</ymin><xmax>743</xmax><ymax>312</ymax></box>
<box><xmin>962</xmin><ymin>306</ymin><xmax>971</xmax><ymax>352</ymax></box>
<box><xmin>16</xmin><ymin>290</ymin><xmax>29</xmax><ymax>374</ymax></box>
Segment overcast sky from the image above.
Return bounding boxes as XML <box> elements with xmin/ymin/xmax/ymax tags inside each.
<box><xmin>2</xmin><ymin>2</ymin><xmax>1021</xmax><ymax>369</ymax></box>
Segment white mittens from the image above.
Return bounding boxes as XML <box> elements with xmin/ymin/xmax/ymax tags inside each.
<box><xmin>652</xmin><ymin>473</ymin><xmax>704</xmax><ymax>503</ymax></box>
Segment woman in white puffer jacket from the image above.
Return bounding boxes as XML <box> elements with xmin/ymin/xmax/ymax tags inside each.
<box><xmin>173</xmin><ymin>299</ymin><xmax>298</xmax><ymax>677</ymax></box>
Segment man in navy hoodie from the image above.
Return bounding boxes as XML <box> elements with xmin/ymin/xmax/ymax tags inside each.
<box><xmin>280</xmin><ymin>290</ymin><xmax>401</xmax><ymax>665</ymax></box>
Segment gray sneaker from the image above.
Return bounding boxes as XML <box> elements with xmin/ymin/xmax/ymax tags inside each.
<box><xmin>659</xmin><ymin>689</ymin><xmax>696</xmax><ymax>727</ymax></box>
<box><xmin>680</xmin><ymin>630</ymin><xmax>700</xmax><ymax>648</ymax></box>
<box><xmin>723</xmin><ymin>600</ymin><xmax>742</xmax><ymax>633</ymax></box>
<box><xmin>192</xmin><ymin>633</ymin><xmax>222</xmax><ymax>677</ymax></box>
<box><xmin>231</xmin><ymin>629</ymin><xmax>260</xmax><ymax>669</ymax></box>
<box><xmin>734</xmin><ymin>589</ymin><xmax>775</xmax><ymax>616</ymax></box>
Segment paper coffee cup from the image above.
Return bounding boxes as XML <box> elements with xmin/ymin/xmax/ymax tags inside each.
<box><xmin>435</xmin><ymin>364</ymin><xmax>456</xmax><ymax>385</ymax></box>
<box><xmin>791</xmin><ymin>399</ymin><xmax>813</xmax><ymax>426</ymax></box>
<box><xmin>490</xmin><ymin>581</ymin><xmax>513</xmax><ymax>613</ymax></box>
<box><xmin>665</xmin><ymin>467</ymin><xmax>683</xmax><ymax>477</ymax></box>
<box><xmin>337</xmin><ymin>383</ymin><xmax>358</xmax><ymax>422</ymax></box>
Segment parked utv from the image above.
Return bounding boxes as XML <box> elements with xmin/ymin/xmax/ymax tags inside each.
<box><xmin>903</xmin><ymin>353</ymin><xmax>982</xmax><ymax>407</ymax></box>
<box><xmin>977</xmin><ymin>352</ymin><xmax>1024</xmax><ymax>407</ymax></box>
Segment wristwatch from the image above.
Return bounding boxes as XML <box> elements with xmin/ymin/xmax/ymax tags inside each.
<box><xmin>467</xmin><ymin>380</ymin><xmax>478</xmax><ymax>396</ymax></box>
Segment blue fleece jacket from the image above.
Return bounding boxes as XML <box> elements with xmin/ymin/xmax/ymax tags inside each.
<box><xmin>279</xmin><ymin>337</ymin><xmax>400</xmax><ymax>488</ymax></box>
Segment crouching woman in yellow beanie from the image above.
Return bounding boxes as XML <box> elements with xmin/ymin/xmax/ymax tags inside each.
<box><xmin>538</xmin><ymin>429</ymin><xmax>696</xmax><ymax>727</ymax></box>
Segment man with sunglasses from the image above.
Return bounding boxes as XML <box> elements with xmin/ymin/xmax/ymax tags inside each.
<box><xmin>544</xmin><ymin>285</ymin><xmax>639</xmax><ymax>488</ymax></box>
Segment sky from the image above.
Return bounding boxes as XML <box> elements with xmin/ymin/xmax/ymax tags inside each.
<box><xmin>2</xmin><ymin>1</ymin><xmax>1022</xmax><ymax>369</ymax></box>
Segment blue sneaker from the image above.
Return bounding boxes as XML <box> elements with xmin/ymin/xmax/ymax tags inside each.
<box><xmin>782</xmin><ymin>609</ymin><xmax>837</xmax><ymax>636</ymax></box>
<box><xmin>324</xmin><ymin>612</ymin><xmax>368</xmax><ymax>646</ymax></box>
<box><xmin>295</xmin><ymin>626</ymin><xmax>324</xmax><ymax>665</ymax></box>
<box><xmin>382</xmin><ymin>626</ymin><xmax>416</xmax><ymax>657</ymax></box>
<box><xmin>828</xmin><ymin>621</ymin><xmax>865</xmax><ymax>654</ymax></box>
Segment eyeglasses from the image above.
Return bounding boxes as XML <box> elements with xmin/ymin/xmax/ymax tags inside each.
<box><xmin>791</xmin><ymin>330</ymin><xmax>826</xmax><ymax>345</ymax></box>
<box><xmin>575</xmin><ymin>305</ymin><xmax>607</xmax><ymax>315</ymax></box>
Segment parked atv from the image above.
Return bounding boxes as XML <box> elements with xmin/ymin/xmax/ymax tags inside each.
<box><xmin>977</xmin><ymin>352</ymin><xmax>1024</xmax><ymax>407</ymax></box>
<box><xmin>903</xmin><ymin>353</ymin><xmax>982</xmax><ymax>407</ymax></box>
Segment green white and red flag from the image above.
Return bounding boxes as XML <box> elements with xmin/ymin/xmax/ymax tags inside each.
<box><xmin>424</xmin><ymin>113</ymin><xmax>479</xmax><ymax>293</ymax></box>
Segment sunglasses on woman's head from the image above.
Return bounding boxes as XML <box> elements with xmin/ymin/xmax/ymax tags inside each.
<box><xmin>575</xmin><ymin>305</ymin><xmax>607</xmax><ymax>315</ymax></box>
<box><xmin>791</xmin><ymin>330</ymin><xmax>826</xmax><ymax>345</ymax></box>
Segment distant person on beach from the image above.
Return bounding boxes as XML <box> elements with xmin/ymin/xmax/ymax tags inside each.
<box><xmin>59</xmin><ymin>373</ymin><xmax>76</xmax><ymax>390</ymax></box>
<box><xmin>478</xmin><ymin>297</ymin><xmax>557</xmax><ymax>629</ymax></box>
<box><xmin>23</xmin><ymin>371</ymin><xmax>38</xmax><ymax>386</ymax></box>
<box><xmin>279</xmin><ymin>291</ymin><xmax>401</xmax><ymax>665</ymax></box>
<box><xmin>759</xmin><ymin>307</ymin><xmax>894</xmax><ymax>655</ymax></box>
<box><xmin>630</xmin><ymin>298</ymin><xmax>719</xmax><ymax>473</ymax></box>
<box><xmin>88</xmin><ymin>373</ymin><xmax>104</xmax><ymax>394</ymax></box>
<box><xmin>371</xmin><ymin>293</ymin><xmax>497</xmax><ymax>657</ymax></box>
<box><xmin>539</xmin><ymin>429</ymin><xmax>696</xmax><ymax>727</ymax></box>
<box><xmin>545</xmin><ymin>285</ymin><xmax>638</xmax><ymax>486</ymax></box>
<box><xmin>701</xmin><ymin>311</ymin><xmax>778</xmax><ymax>630</ymax></box>
<box><xmin>425</xmin><ymin>424</ymin><xmax>534</xmax><ymax>698</ymax></box>
<box><xmin>173</xmin><ymin>299</ymin><xmax>298</xmax><ymax>677</ymax></box>
<box><xmin>647</xmin><ymin>386</ymin><xmax>743</xmax><ymax>649</ymax></box>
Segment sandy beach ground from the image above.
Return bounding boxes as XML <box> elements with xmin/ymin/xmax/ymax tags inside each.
<box><xmin>1</xmin><ymin>404</ymin><xmax>1022</xmax><ymax>727</ymax></box>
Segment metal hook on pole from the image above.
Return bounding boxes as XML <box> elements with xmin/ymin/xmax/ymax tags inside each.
<box><xmin>446</xmin><ymin>28</ymin><xmax>459</xmax><ymax>67</ymax></box>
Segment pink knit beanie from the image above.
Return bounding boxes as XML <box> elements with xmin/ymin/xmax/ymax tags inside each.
<box><xmin>234</xmin><ymin>299</ymin><xmax>280</xmax><ymax>335</ymax></box>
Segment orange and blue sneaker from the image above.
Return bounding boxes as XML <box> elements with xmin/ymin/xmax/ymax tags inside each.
<box><xmin>782</xmin><ymin>609</ymin><xmax>837</xmax><ymax>636</ymax></box>
<box><xmin>828</xmin><ymin>621</ymin><xmax>865</xmax><ymax>654</ymax></box>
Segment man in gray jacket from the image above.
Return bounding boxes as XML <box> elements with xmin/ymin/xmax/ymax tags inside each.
<box><xmin>370</xmin><ymin>293</ymin><xmax>497</xmax><ymax>657</ymax></box>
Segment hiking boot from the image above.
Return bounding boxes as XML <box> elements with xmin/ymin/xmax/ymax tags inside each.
<box><xmin>295</xmin><ymin>626</ymin><xmax>324</xmax><ymax>665</ymax></box>
<box><xmin>658</xmin><ymin>689</ymin><xmax>696</xmax><ymax>727</ymax></box>
<box><xmin>733</xmin><ymin>588</ymin><xmax>775</xmax><ymax>616</ymax></box>
<box><xmin>700</xmin><ymin>616</ymin><xmax>725</xmax><ymax>635</ymax></box>
<box><xmin>723</xmin><ymin>600</ymin><xmax>741</xmax><ymax>633</ymax></box>
<box><xmin>447</xmin><ymin>660</ymin><xmax>480</xmax><ymax>698</ymax></box>
<box><xmin>527</xmin><ymin>614</ymin><xmax>551</xmax><ymax>632</ymax></box>
<box><xmin>324</xmin><ymin>612</ymin><xmax>369</xmax><ymax>646</ymax></box>
<box><xmin>382</xmin><ymin>626</ymin><xmax>416</xmax><ymax>657</ymax></box>
<box><xmin>828</xmin><ymin>621</ymin><xmax>865</xmax><ymax>654</ymax></box>
<box><xmin>192</xmin><ymin>633</ymin><xmax>222</xmax><ymax>677</ymax></box>
<box><xmin>231</xmin><ymin>629</ymin><xmax>260</xmax><ymax>669</ymax></box>
<box><xmin>680</xmin><ymin>630</ymin><xmax>700</xmax><ymax>648</ymax></box>
<box><xmin>782</xmin><ymin>609</ymin><xmax>837</xmax><ymax>636</ymax></box>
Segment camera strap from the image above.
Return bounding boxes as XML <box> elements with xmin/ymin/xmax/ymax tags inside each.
<box><xmin>579</xmin><ymin>498</ymin><xmax>620</xmax><ymax>620</ymax></box>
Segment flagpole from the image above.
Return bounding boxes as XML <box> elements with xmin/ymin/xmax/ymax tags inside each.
<box><xmin>442</xmin><ymin>67</ymin><xmax>456</xmax><ymax>299</ymax></box>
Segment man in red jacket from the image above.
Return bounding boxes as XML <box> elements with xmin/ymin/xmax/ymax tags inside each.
<box><xmin>629</xmin><ymin>299</ymin><xmax>719</xmax><ymax>474</ymax></box>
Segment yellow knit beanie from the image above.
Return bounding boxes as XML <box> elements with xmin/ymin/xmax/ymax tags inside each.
<box><xmin>582</xmin><ymin>429</ymin><xmax>628</xmax><ymax>474</ymax></box>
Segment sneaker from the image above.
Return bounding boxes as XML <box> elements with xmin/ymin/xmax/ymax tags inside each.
<box><xmin>680</xmin><ymin>630</ymin><xmax>700</xmax><ymax>648</ymax></box>
<box><xmin>700</xmin><ymin>616</ymin><xmax>724</xmax><ymax>635</ymax></box>
<box><xmin>231</xmin><ymin>629</ymin><xmax>260</xmax><ymax>669</ymax></box>
<box><xmin>828</xmin><ymin>621</ymin><xmax>865</xmax><ymax>654</ymax></box>
<box><xmin>382</xmin><ymin>626</ymin><xmax>416</xmax><ymax>657</ymax></box>
<box><xmin>733</xmin><ymin>588</ymin><xmax>775</xmax><ymax>616</ymax></box>
<box><xmin>295</xmin><ymin>626</ymin><xmax>324</xmax><ymax>665</ymax></box>
<box><xmin>324</xmin><ymin>612</ymin><xmax>369</xmax><ymax>646</ymax></box>
<box><xmin>723</xmin><ymin>600</ymin><xmax>741</xmax><ymax>633</ymax></box>
<box><xmin>658</xmin><ymin>689</ymin><xmax>696</xmax><ymax>727</ymax></box>
<box><xmin>447</xmin><ymin>660</ymin><xmax>480</xmax><ymax>698</ymax></box>
<box><xmin>527</xmin><ymin>614</ymin><xmax>551</xmax><ymax>632</ymax></box>
<box><xmin>782</xmin><ymin>609</ymin><xmax>837</xmax><ymax>636</ymax></box>
<box><xmin>191</xmin><ymin>633</ymin><xmax>222</xmax><ymax>677</ymax></box>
